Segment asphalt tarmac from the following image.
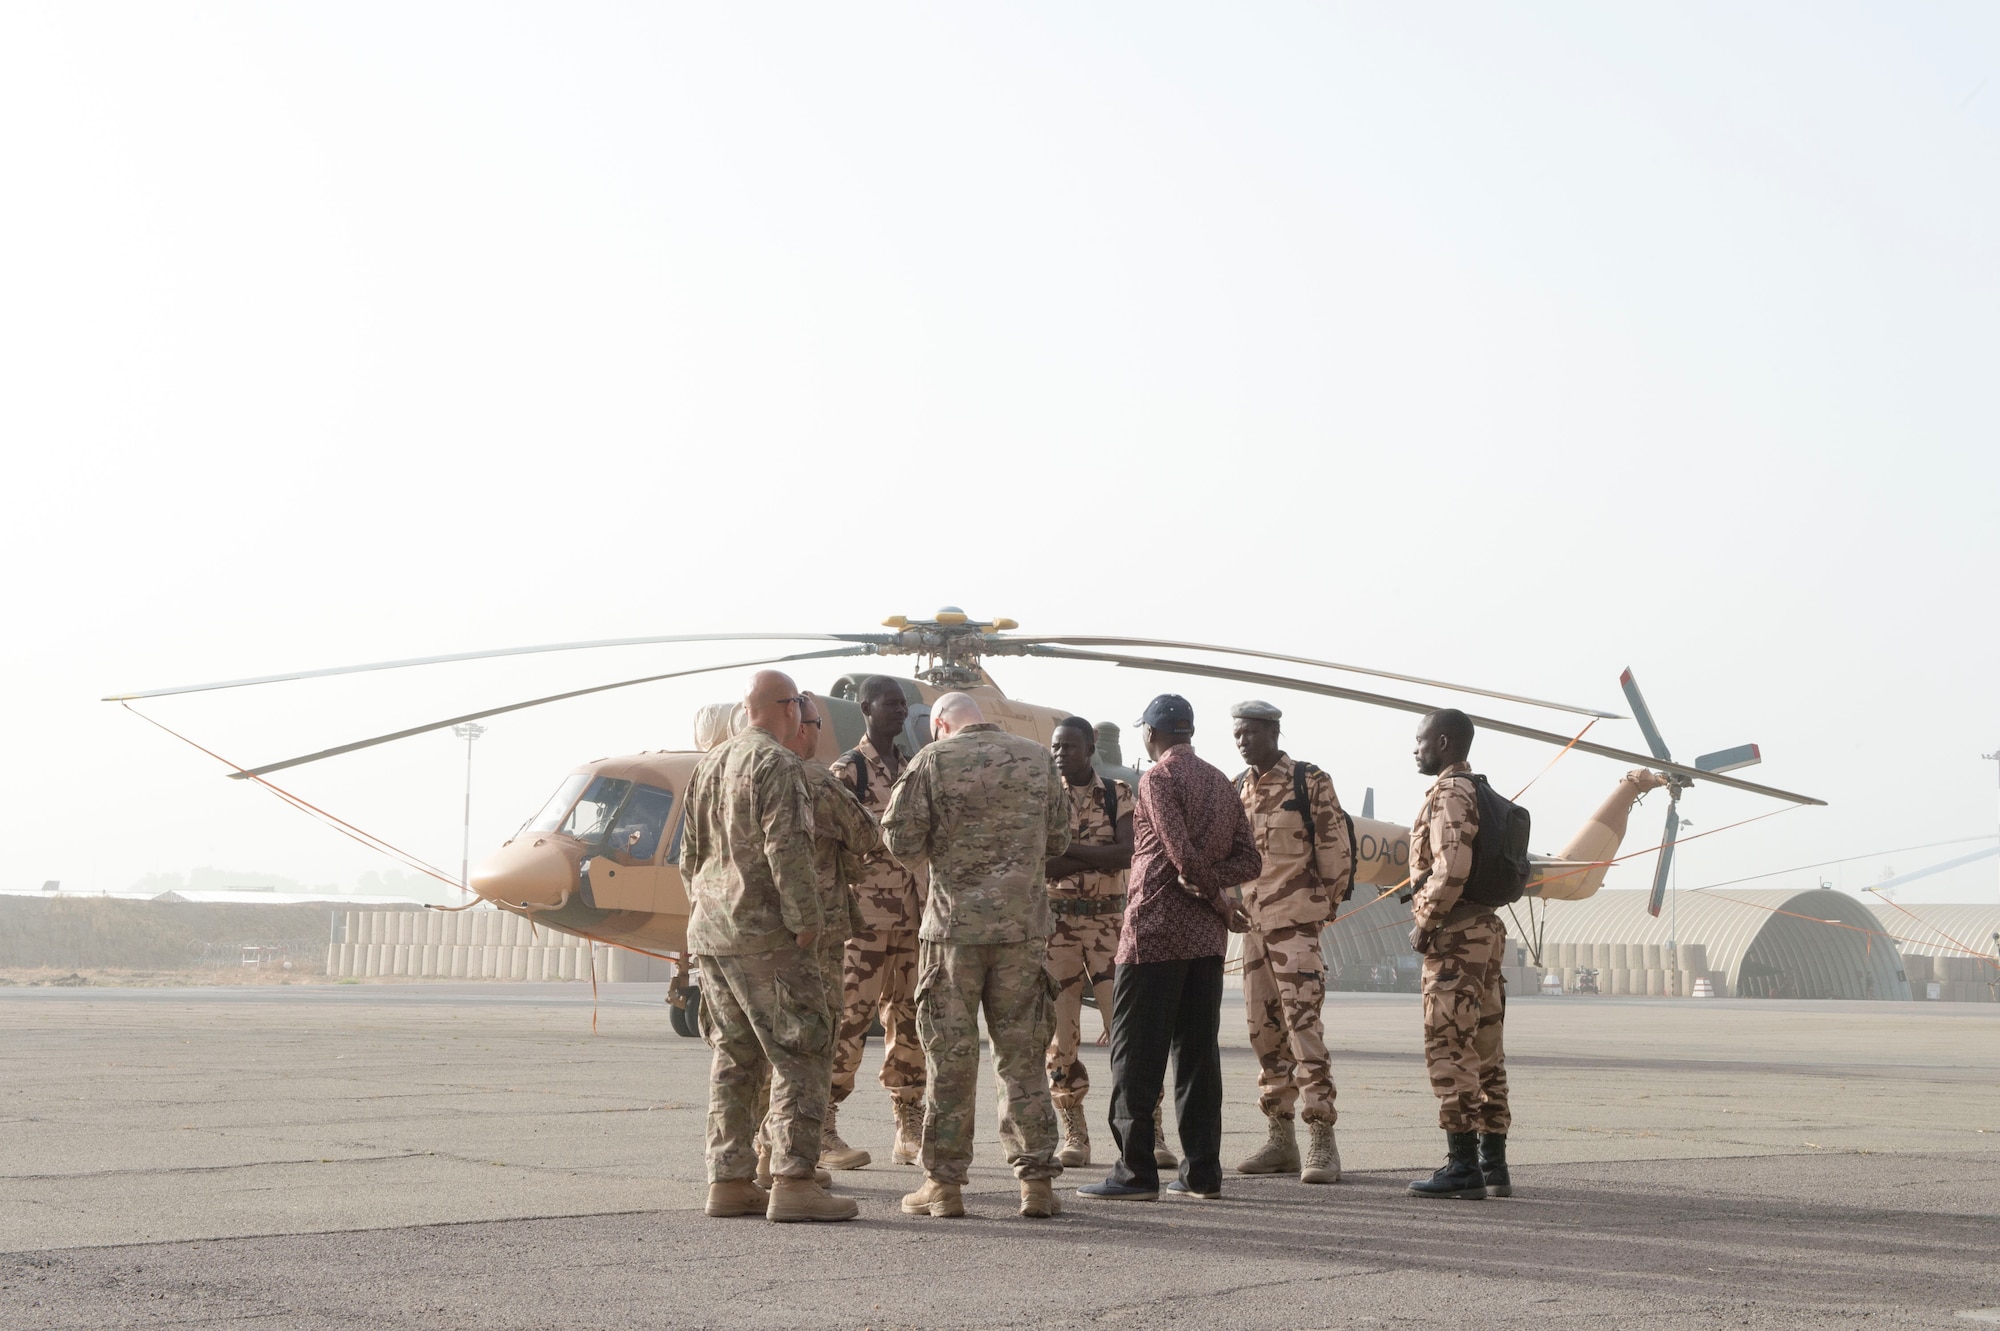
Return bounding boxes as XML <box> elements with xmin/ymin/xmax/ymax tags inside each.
<box><xmin>2</xmin><ymin>983</ymin><xmax>1996</xmax><ymax>1329</ymax></box>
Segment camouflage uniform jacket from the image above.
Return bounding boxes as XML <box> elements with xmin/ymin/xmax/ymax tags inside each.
<box><xmin>1234</xmin><ymin>753</ymin><xmax>1352</xmax><ymax>929</ymax></box>
<box><xmin>1409</xmin><ymin>761</ymin><xmax>1482</xmax><ymax>935</ymax></box>
<box><xmin>681</xmin><ymin>726</ymin><xmax>821</xmax><ymax>955</ymax></box>
<box><xmin>882</xmin><ymin>723</ymin><xmax>1070</xmax><ymax>945</ymax></box>
<box><xmin>830</xmin><ymin>735</ymin><xmax>923</xmax><ymax>931</ymax></box>
<box><xmin>1048</xmin><ymin>775</ymin><xmax>1134</xmax><ymax>900</ymax></box>
<box><xmin>802</xmin><ymin>760</ymin><xmax>883</xmax><ymax>943</ymax></box>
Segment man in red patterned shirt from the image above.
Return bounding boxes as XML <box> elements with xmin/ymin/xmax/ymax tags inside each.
<box><xmin>1079</xmin><ymin>695</ymin><xmax>1261</xmax><ymax>1201</ymax></box>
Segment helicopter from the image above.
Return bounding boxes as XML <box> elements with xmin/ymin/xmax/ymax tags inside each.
<box><xmin>106</xmin><ymin>608</ymin><xmax>1824</xmax><ymax>1030</ymax></box>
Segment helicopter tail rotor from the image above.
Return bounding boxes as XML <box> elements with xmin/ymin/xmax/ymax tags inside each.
<box><xmin>1619</xmin><ymin>668</ymin><xmax>1767</xmax><ymax>917</ymax></box>
<box><xmin>1647</xmin><ymin>801</ymin><xmax>1680</xmax><ymax>918</ymax></box>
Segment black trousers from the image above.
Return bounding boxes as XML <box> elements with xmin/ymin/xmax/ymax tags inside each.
<box><xmin>1106</xmin><ymin>954</ymin><xmax>1224</xmax><ymax>1192</ymax></box>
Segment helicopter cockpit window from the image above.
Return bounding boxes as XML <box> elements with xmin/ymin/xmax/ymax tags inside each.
<box><xmin>526</xmin><ymin>774</ymin><xmax>590</xmax><ymax>834</ymax></box>
<box><xmin>559</xmin><ymin>777</ymin><xmax>632</xmax><ymax>846</ymax></box>
<box><xmin>601</xmin><ymin>784</ymin><xmax>675</xmax><ymax>865</ymax></box>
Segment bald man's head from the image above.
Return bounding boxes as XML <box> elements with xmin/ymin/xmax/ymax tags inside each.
<box><xmin>929</xmin><ymin>691</ymin><xmax>984</xmax><ymax>740</ymax></box>
<box><xmin>744</xmin><ymin>670</ymin><xmax>802</xmax><ymax>743</ymax></box>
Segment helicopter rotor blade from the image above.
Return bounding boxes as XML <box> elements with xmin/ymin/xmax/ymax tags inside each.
<box><xmin>1022</xmin><ymin>645</ymin><xmax>1825</xmax><ymax>806</ymax></box>
<box><xmin>104</xmin><ymin>632</ymin><xmax>891</xmax><ymax>702</ymax></box>
<box><xmin>1005</xmin><ymin>635</ymin><xmax>1621</xmax><ymax>719</ymax></box>
<box><xmin>219</xmin><ymin>645</ymin><xmax>875</xmax><ymax>780</ymax></box>
<box><xmin>1646</xmin><ymin>803</ymin><xmax>1680</xmax><ymax>918</ymax></box>
<box><xmin>1618</xmin><ymin>667</ymin><xmax>1673</xmax><ymax>762</ymax></box>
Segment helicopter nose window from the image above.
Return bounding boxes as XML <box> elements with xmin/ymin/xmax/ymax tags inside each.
<box><xmin>602</xmin><ymin>783</ymin><xmax>675</xmax><ymax>865</ymax></box>
<box><xmin>526</xmin><ymin>774</ymin><xmax>591</xmax><ymax>833</ymax></box>
<box><xmin>559</xmin><ymin>776</ymin><xmax>633</xmax><ymax>845</ymax></box>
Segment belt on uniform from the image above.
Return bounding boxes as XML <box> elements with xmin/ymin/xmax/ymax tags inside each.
<box><xmin>1048</xmin><ymin>895</ymin><xmax>1126</xmax><ymax>917</ymax></box>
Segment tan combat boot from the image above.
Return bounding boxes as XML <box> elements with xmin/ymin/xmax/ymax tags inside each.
<box><xmin>1301</xmin><ymin>1120</ymin><xmax>1342</xmax><ymax>1184</ymax></box>
<box><xmin>900</xmin><ymin>1177</ymin><xmax>966</xmax><ymax>1217</ymax></box>
<box><xmin>1237</xmin><ymin>1114</ymin><xmax>1300</xmax><ymax>1174</ymax></box>
<box><xmin>1056</xmin><ymin>1102</ymin><xmax>1090</xmax><ymax>1168</ymax></box>
<box><xmin>1019</xmin><ymin>1178</ymin><xmax>1061</xmax><ymax>1218</ymax></box>
<box><xmin>819</xmin><ymin>1102</ymin><xmax>873</xmax><ymax>1171</ymax></box>
<box><xmin>766</xmin><ymin>1175</ymin><xmax>859</xmax><ymax>1223</ymax></box>
<box><xmin>1152</xmin><ymin>1102</ymin><xmax>1178</xmax><ymax>1169</ymax></box>
<box><xmin>890</xmin><ymin>1097</ymin><xmax>923</xmax><ymax>1166</ymax></box>
<box><xmin>703</xmin><ymin>1178</ymin><xmax>768</xmax><ymax>1218</ymax></box>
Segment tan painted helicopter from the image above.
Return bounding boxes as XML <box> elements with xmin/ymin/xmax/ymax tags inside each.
<box><xmin>107</xmin><ymin>608</ymin><xmax>1822</xmax><ymax>1025</ymax></box>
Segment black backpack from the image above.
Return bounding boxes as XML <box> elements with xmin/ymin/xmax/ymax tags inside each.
<box><xmin>1456</xmin><ymin>774</ymin><xmax>1533</xmax><ymax>907</ymax></box>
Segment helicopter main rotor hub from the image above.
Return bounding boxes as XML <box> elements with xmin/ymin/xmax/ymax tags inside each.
<box><xmin>870</xmin><ymin>608</ymin><xmax>1023</xmax><ymax>687</ymax></box>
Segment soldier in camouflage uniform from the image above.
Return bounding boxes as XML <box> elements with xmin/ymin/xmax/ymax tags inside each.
<box><xmin>1229</xmin><ymin>700</ymin><xmax>1354</xmax><ymax>1184</ymax></box>
<box><xmin>827</xmin><ymin>675</ymin><xmax>926</xmax><ymax>1168</ymax></box>
<box><xmin>883</xmin><ymin>692</ymin><xmax>1071</xmax><ymax>1219</ymax></box>
<box><xmin>680</xmin><ymin>670</ymin><xmax>856</xmax><ymax>1223</ymax></box>
<box><xmin>752</xmin><ymin>694</ymin><xmax>882</xmax><ymax>1188</ymax></box>
<box><xmin>1043</xmin><ymin>716</ymin><xmax>1134</xmax><ymax>1168</ymax></box>
<box><xmin>1406</xmin><ymin>708</ymin><xmax>1510</xmax><ymax>1200</ymax></box>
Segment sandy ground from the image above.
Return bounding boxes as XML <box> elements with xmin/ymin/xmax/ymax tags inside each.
<box><xmin>1</xmin><ymin>984</ymin><xmax>1996</xmax><ymax>1329</ymax></box>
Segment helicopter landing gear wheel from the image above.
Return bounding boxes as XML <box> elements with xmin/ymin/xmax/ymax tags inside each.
<box><xmin>669</xmin><ymin>985</ymin><xmax>701</xmax><ymax>1038</ymax></box>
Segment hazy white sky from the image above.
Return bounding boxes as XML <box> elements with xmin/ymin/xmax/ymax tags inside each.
<box><xmin>2</xmin><ymin>3</ymin><xmax>1995</xmax><ymax>913</ymax></box>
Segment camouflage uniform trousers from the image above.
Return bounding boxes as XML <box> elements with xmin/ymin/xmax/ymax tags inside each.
<box><xmin>830</xmin><ymin>926</ymin><xmax>925</xmax><ymax>1107</ymax></box>
<box><xmin>913</xmin><ymin>938</ymin><xmax>1062</xmax><ymax>1184</ymax></box>
<box><xmin>1242</xmin><ymin>922</ymin><xmax>1337</xmax><ymax>1124</ymax></box>
<box><xmin>754</xmin><ymin>933</ymin><xmax>850</xmax><ymax>1153</ymax></box>
<box><xmin>1044</xmin><ymin>910</ymin><xmax>1120</xmax><ymax>1110</ymax></box>
<box><xmin>697</xmin><ymin>943</ymin><xmax>832</xmax><ymax>1183</ymax></box>
<box><xmin>1419</xmin><ymin>912</ymin><xmax>1511</xmax><ymax>1134</ymax></box>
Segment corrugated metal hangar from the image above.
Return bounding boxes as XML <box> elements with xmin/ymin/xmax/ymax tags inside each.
<box><xmin>1532</xmin><ymin>888</ymin><xmax>1910</xmax><ymax>1000</ymax></box>
<box><xmin>1314</xmin><ymin>888</ymin><xmax>1997</xmax><ymax>1002</ymax></box>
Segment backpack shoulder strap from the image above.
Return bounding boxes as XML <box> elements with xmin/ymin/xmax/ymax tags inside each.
<box><xmin>1098</xmin><ymin>775</ymin><xmax>1119</xmax><ymax>831</ymax></box>
<box><xmin>839</xmin><ymin>748</ymin><xmax>869</xmax><ymax>804</ymax></box>
<box><xmin>1290</xmin><ymin>761</ymin><xmax>1318</xmax><ymax>849</ymax></box>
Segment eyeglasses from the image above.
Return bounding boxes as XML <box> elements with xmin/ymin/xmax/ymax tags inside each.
<box><xmin>801</xmin><ymin>718</ymin><xmax>823</xmax><ymax>729</ymax></box>
<box><xmin>779</xmin><ymin>695</ymin><xmax>807</xmax><ymax>709</ymax></box>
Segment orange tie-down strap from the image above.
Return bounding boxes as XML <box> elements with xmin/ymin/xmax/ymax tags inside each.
<box><xmin>122</xmin><ymin>704</ymin><xmax>694</xmax><ymax>1030</ymax></box>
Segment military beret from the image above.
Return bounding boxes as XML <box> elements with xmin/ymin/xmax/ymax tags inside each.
<box><xmin>1230</xmin><ymin>700</ymin><xmax>1283</xmax><ymax>722</ymax></box>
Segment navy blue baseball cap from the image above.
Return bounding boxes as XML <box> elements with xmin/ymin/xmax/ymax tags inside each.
<box><xmin>1137</xmin><ymin>693</ymin><xmax>1195</xmax><ymax>733</ymax></box>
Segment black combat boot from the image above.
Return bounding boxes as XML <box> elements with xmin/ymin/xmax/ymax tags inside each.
<box><xmin>1407</xmin><ymin>1131</ymin><xmax>1486</xmax><ymax>1199</ymax></box>
<box><xmin>1478</xmin><ymin>1132</ymin><xmax>1511</xmax><ymax>1198</ymax></box>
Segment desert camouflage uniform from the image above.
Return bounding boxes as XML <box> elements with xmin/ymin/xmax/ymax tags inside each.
<box><xmin>681</xmin><ymin>726</ymin><xmax>828</xmax><ymax>1183</ymax></box>
<box><xmin>829</xmin><ymin>737</ymin><xmax>927</xmax><ymax>1109</ymax></box>
<box><xmin>883</xmin><ymin>723</ymin><xmax>1069</xmax><ymax>1184</ymax></box>
<box><xmin>1045</xmin><ymin>775</ymin><xmax>1134</xmax><ymax>1110</ymax></box>
<box><xmin>1409</xmin><ymin>761</ymin><xmax>1509</xmax><ymax>1135</ymax></box>
<box><xmin>802</xmin><ymin>761</ymin><xmax>879</xmax><ymax>1003</ymax></box>
<box><xmin>753</xmin><ymin>761</ymin><xmax>881</xmax><ymax>1154</ymax></box>
<box><xmin>1235</xmin><ymin>754</ymin><xmax>1353</xmax><ymax>1124</ymax></box>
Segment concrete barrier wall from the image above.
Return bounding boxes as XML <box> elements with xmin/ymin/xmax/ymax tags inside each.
<box><xmin>323</xmin><ymin>910</ymin><xmax>676</xmax><ymax>981</ymax></box>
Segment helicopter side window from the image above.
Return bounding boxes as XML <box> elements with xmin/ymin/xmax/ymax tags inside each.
<box><xmin>560</xmin><ymin>777</ymin><xmax>632</xmax><ymax>846</ymax></box>
<box><xmin>601</xmin><ymin>784</ymin><xmax>675</xmax><ymax>865</ymax></box>
<box><xmin>526</xmin><ymin>774</ymin><xmax>590</xmax><ymax>834</ymax></box>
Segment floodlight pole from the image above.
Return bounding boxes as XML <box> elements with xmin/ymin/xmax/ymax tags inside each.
<box><xmin>1985</xmin><ymin>751</ymin><xmax>2000</xmax><ymax>901</ymax></box>
<box><xmin>454</xmin><ymin>723</ymin><xmax>487</xmax><ymax>888</ymax></box>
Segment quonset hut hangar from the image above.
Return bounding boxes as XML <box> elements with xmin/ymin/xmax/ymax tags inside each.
<box><xmin>1531</xmin><ymin>888</ymin><xmax>1911</xmax><ymax>1000</ymax></box>
<box><xmin>1313</xmin><ymin>887</ymin><xmax>1936</xmax><ymax>1001</ymax></box>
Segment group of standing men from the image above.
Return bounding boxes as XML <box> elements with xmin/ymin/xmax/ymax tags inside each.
<box><xmin>677</xmin><ymin>669</ymin><xmax>1514</xmax><ymax>1222</ymax></box>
